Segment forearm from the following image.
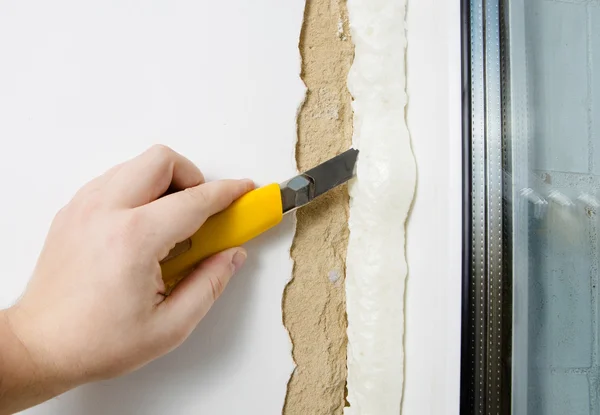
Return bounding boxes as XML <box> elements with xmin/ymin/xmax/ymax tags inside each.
<box><xmin>0</xmin><ymin>308</ymin><xmax>71</xmax><ymax>415</ymax></box>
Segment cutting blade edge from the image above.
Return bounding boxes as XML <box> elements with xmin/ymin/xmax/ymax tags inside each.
<box><xmin>304</xmin><ymin>148</ymin><xmax>359</xmax><ymax>198</ymax></box>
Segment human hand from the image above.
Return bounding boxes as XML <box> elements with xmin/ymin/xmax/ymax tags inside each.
<box><xmin>3</xmin><ymin>145</ymin><xmax>253</xmax><ymax>405</ymax></box>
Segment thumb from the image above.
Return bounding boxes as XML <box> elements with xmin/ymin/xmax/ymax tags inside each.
<box><xmin>160</xmin><ymin>248</ymin><xmax>247</xmax><ymax>333</ymax></box>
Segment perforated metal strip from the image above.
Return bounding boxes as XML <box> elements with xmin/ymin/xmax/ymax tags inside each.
<box><xmin>461</xmin><ymin>0</ymin><xmax>511</xmax><ymax>413</ymax></box>
<box><xmin>469</xmin><ymin>0</ymin><xmax>487</xmax><ymax>412</ymax></box>
<box><xmin>484</xmin><ymin>0</ymin><xmax>504</xmax><ymax>412</ymax></box>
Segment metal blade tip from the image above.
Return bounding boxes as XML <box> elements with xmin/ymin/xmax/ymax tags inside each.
<box><xmin>304</xmin><ymin>148</ymin><xmax>359</xmax><ymax>198</ymax></box>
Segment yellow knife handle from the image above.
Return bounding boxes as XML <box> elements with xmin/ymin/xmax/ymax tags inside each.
<box><xmin>160</xmin><ymin>183</ymin><xmax>283</xmax><ymax>289</ymax></box>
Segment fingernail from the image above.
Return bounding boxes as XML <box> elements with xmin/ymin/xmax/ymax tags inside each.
<box><xmin>231</xmin><ymin>250</ymin><xmax>247</xmax><ymax>273</ymax></box>
<box><xmin>243</xmin><ymin>179</ymin><xmax>255</xmax><ymax>190</ymax></box>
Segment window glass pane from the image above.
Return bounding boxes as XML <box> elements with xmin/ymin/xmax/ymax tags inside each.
<box><xmin>508</xmin><ymin>1</ymin><xmax>598</xmax><ymax>413</ymax></box>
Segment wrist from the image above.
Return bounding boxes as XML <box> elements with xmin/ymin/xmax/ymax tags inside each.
<box><xmin>0</xmin><ymin>307</ymin><xmax>76</xmax><ymax>414</ymax></box>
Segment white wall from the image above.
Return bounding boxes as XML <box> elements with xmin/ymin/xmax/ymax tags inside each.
<box><xmin>0</xmin><ymin>1</ymin><xmax>304</xmax><ymax>413</ymax></box>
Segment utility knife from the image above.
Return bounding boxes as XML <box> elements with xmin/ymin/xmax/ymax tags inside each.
<box><xmin>161</xmin><ymin>148</ymin><xmax>359</xmax><ymax>288</ymax></box>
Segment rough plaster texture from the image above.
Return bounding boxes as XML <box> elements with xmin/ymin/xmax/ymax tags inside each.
<box><xmin>282</xmin><ymin>0</ymin><xmax>354</xmax><ymax>413</ymax></box>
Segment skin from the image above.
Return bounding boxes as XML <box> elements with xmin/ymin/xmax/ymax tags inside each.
<box><xmin>0</xmin><ymin>145</ymin><xmax>253</xmax><ymax>415</ymax></box>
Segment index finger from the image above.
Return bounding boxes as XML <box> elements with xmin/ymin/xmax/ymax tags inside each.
<box><xmin>139</xmin><ymin>179</ymin><xmax>255</xmax><ymax>256</ymax></box>
<box><xmin>106</xmin><ymin>145</ymin><xmax>205</xmax><ymax>208</ymax></box>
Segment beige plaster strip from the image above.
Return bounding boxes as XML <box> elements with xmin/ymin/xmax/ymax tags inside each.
<box><xmin>282</xmin><ymin>0</ymin><xmax>354</xmax><ymax>413</ymax></box>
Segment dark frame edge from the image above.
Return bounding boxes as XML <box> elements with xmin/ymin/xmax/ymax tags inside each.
<box><xmin>459</xmin><ymin>0</ymin><xmax>474</xmax><ymax>413</ymax></box>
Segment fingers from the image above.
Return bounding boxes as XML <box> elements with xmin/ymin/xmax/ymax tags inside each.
<box><xmin>158</xmin><ymin>248</ymin><xmax>247</xmax><ymax>338</ymax></box>
<box><xmin>140</xmin><ymin>179</ymin><xmax>254</xmax><ymax>254</ymax></box>
<box><xmin>104</xmin><ymin>145</ymin><xmax>205</xmax><ymax>208</ymax></box>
